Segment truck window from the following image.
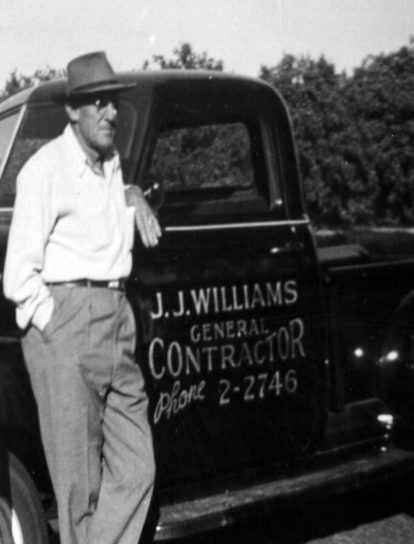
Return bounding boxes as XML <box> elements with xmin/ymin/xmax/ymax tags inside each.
<box><xmin>0</xmin><ymin>101</ymin><xmax>136</xmax><ymax>206</ymax></box>
<box><xmin>145</xmin><ymin>121</ymin><xmax>269</xmax><ymax>219</ymax></box>
<box><xmin>0</xmin><ymin>106</ymin><xmax>67</xmax><ymax>205</ymax></box>
<box><xmin>0</xmin><ymin>112</ymin><xmax>20</xmax><ymax>175</ymax></box>
<box><xmin>149</xmin><ymin>123</ymin><xmax>253</xmax><ymax>191</ymax></box>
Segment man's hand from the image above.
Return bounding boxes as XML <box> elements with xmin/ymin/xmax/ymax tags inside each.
<box><xmin>125</xmin><ymin>185</ymin><xmax>162</xmax><ymax>247</ymax></box>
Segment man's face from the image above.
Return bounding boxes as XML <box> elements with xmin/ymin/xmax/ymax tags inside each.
<box><xmin>66</xmin><ymin>93</ymin><xmax>120</xmax><ymax>156</ymax></box>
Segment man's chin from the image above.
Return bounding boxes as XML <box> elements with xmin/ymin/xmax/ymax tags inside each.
<box><xmin>96</xmin><ymin>137</ymin><xmax>115</xmax><ymax>155</ymax></box>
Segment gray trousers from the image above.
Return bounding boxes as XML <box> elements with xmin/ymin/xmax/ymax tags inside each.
<box><xmin>22</xmin><ymin>285</ymin><xmax>155</xmax><ymax>544</ymax></box>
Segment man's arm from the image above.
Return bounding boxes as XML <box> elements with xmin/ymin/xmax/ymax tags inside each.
<box><xmin>3</xmin><ymin>160</ymin><xmax>55</xmax><ymax>330</ymax></box>
<box><xmin>124</xmin><ymin>185</ymin><xmax>162</xmax><ymax>247</ymax></box>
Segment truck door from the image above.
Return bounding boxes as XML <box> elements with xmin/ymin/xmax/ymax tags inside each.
<box><xmin>129</xmin><ymin>81</ymin><xmax>327</xmax><ymax>485</ymax></box>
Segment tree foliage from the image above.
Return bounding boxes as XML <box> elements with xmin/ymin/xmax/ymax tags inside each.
<box><xmin>143</xmin><ymin>42</ymin><xmax>223</xmax><ymax>71</ymax></box>
<box><xmin>261</xmin><ymin>39</ymin><xmax>414</xmax><ymax>227</ymax></box>
<box><xmin>0</xmin><ymin>67</ymin><xmax>64</xmax><ymax>102</ymax></box>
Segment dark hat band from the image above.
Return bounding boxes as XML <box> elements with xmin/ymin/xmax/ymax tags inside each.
<box><xmin>67</xmin><ymin>80</ymin><xmax>135</xmax><ymax>97</ymax></box>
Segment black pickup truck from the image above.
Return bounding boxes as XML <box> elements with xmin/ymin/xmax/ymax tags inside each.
<box><xmin>0</xmin><ymin>70</ymin><xmax>414</xmax><ymax>543</ymax></box>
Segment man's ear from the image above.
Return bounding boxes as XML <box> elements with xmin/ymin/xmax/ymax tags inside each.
<box><xmin>65</xmin><ymin>103</ymin><xmax>79</xmax><ymax>123</ymax></box>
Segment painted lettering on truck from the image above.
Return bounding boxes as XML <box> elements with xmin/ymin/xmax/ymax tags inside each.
<box><xmin>147</xmin><ymin>279</ymin><xmax>305</xmax><ymax>423</ymax></box>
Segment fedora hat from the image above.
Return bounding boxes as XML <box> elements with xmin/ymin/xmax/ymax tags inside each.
<box><xmin>66</xmin><ymin>51</ymin><xmax>135</xmax><ymax>97</ymax></box>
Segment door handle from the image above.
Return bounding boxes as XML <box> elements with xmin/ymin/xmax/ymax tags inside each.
<box><xmin>269</xmin><ymin>245</ymin><xmax>301</xmax><ymax>255</ymax></box>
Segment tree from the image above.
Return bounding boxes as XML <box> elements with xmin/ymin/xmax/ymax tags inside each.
<box><xmin>345</xmin><ymin>42</ymin><xmax>414</xmax><ymax>225</ymax></box>
<box><xmin>143</xmin><ymin>42</ymin><xmax>223</xmax><ymax>71</ymax></box>
<box><xmin>261</xmin><ymin>55</ymin><xmax>361</xmax><ymax>226</ymax></box>
<box><xmin>1</xmin><ymin>67</ymin><xmax>64</xmax><ymax>102</ymax></box>
<box><xmin>261</xmin><ymin>40</ymin><xmax>414</xmax><ymax>228</ymax></box>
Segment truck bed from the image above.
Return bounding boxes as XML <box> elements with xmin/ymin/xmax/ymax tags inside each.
<box><xmin>316</xmin><ymin>228</ymin><xmax>414</xmax><ymax>266</ymax></box>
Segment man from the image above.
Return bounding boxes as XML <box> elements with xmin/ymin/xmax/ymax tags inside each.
<box><xmin>3</xmin><ymin>52</ymin><xmax>161</xmax><ymax>544</ymax></box>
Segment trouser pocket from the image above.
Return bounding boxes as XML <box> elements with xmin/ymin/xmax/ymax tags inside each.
<box><xmin>41</xmin><ymin>286</ymin><xmax>90</xmax><ymax>345</ymax></box>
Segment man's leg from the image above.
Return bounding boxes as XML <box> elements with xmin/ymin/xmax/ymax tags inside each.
<box><xmin>23</xmin><ymin>286</ymin><xmax>154</xmax><ymax>544</ymax></box>
<box><xmin>86</xmin><ymin>292</ymin><xmax>155</xmax><ymax>544</ymax></box>
<box><xmin>22</xmin><ymin>286</ymin><xmax>104</xmax><ymax>544</ymax></box>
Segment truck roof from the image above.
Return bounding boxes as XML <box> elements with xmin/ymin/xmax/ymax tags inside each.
<box><xmin>0</xmin><ymin>70</ymin><xmax>275</xmax><ymax>113</ymax></box>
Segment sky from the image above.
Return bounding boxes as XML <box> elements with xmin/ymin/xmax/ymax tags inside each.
<box><xmin>0</xmin><ymin>0</ymin><xmax>413</xmax><ymax>88</ymax></box>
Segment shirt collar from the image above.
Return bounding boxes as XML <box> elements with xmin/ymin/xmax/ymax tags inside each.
<box><xmin>63</xmin><ymin>124</ymin><xmax>120</xmax><ymax>178</ymax></box>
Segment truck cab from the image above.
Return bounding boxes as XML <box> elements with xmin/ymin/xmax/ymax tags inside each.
<box><xmin>0</xmin><ymin>71</ymin><xmax>413</xmax><ymax>542</ymax></box>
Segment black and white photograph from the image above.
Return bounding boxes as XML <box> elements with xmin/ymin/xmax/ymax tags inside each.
<box><xmin>0</xmin><ymin>1</ymin><xmax>414</xmax><ymax>543</ymax></box>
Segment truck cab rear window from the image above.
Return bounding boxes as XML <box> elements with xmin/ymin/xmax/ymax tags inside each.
<box><xmin>0</xmin><ymin>112</ymin><xmax>20</xmax><ymax>176</ymax></box>
<box><xmin>145</xmin><ymin>121</ymin><xmax>269</xmax><ymax>219</ymax></box>
<box><xmin>0</xmin><ymin>102</ymin><xmax>136</xmax><ymax>206</ymax></box>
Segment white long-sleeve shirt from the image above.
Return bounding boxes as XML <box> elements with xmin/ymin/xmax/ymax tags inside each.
<box><xmin>3</xmin><ymin>124</ymin><xmax>135</xmax><ymax>330</ymax></box>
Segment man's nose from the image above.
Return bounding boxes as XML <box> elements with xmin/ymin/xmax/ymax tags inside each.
<box><xmin>105</xmin><ymin>102</ymin><xmax>118</xmax><ymax>119</ymax></box>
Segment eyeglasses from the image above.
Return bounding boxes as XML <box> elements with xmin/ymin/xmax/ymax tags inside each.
<box><xmin>92</xmin><ymin>96</ymin><xmax>120</xmax><ymax>110</ymax></box>
<box><xmin>69</xmin><ymin>95</ymin><xmax>121</xmax><ymax>113</ymax></box>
